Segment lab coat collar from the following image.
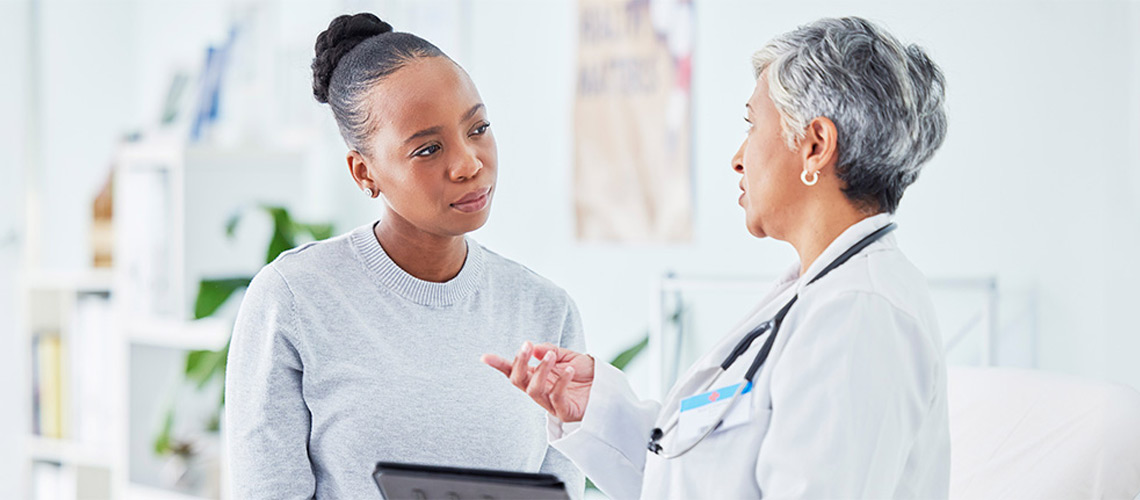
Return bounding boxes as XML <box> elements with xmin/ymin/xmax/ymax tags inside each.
<box><xmin>790</xmin><ymin>213</ymin><xmax>895</xmax><ymax>295</ymax></box>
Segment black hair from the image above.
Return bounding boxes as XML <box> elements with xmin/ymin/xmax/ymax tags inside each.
<box><xmin>311</xmin><ymin>13</ymin><xmax>446</xmax><ymax>153</ymax></box>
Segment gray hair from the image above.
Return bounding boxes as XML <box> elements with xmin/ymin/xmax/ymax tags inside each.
<box><xmin>752</xmin><ymin>17</ymin><xmax>947</xmax><ymax>213</ymax></box>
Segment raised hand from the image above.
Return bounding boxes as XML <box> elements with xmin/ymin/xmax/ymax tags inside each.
<box><xmin>482</xmin><ymin>341</ymin><xmax>595</xmax><ymax>423</ymax></box>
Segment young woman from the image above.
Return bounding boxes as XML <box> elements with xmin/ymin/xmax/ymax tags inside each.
<box><xmin>224</xmin><ymin>13</ymin><xmax>584</xmax><ymax>499</ymax></box>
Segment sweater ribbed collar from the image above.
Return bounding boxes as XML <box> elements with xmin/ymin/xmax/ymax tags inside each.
<box><xmin>350</xmin><ymin>222</ymin><xmax>485</xmax><ymax>307</ymax></box>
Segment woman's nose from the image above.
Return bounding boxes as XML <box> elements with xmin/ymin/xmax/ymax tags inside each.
<box><xmin>731</xmin><ymin>141</ymin><xmax>746</xmax><ymax>174</ymax></box>
<box><xmin>449</xmin><ymin>147</ymin><xmax>483</xmax><ymax>182</ymax></box>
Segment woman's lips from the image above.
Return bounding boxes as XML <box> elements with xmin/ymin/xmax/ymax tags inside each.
<box><xmin>451</xmin><ymin>187</ymin><xmax>492</xmax><ymax>213</ymax></box>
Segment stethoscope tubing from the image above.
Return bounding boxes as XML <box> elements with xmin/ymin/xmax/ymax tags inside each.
<box><xmin>649</xmin><ymin>369</ymin><xmax>750</xmax><ymax>459</ymax></box>
<box><xmin>647</xmin><ymin>223</ymin><xmax>897</xmax><ymax>459</ymax></box>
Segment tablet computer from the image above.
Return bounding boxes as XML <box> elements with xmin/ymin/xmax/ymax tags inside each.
<box><xmin>373</xmin><ymin>461</ymin><xmax>570</xmax><ymax>500</ymax></box>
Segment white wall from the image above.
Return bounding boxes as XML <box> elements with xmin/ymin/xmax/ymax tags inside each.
<box><xmin>0</xmin><ymin>1</ymin><xmax>31</xmax><ymax>495</ymax></box>
<box><xmin>33</xmin><ymin>0</ymin><xmax>136</xmax><ymax>271</ymax></box>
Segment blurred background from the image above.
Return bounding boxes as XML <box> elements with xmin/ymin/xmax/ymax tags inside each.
<box><xmin>1</xmin><ymin>0</ymin><xmax>1138</xmax><ymax>498</ymax></box>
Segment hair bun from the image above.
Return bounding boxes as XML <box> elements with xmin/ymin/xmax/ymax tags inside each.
<box><xmin>312</xmin><ymin>13</ymin><xmax>394</xmax><ymax>103</ymax></box>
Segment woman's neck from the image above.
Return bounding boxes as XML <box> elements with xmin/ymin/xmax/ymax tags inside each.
<box><xmin>373</xmin><ymin>212</ymin><xmax>467</xmax><ymax>283</ymax></box>
<box><xmin>790</xmin><ymin>201</ymin><xmax>874</xmax><ymax>277</ymax></box>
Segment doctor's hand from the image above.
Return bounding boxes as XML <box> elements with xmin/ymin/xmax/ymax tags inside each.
<box><xmin>482</xmin><ymin>342</ymin><xmax>594</xmax><ymax>423</ymax></box>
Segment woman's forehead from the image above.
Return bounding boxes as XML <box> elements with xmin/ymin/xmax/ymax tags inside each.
<box><xmin>747</xmin><ymin>74</ymin><xmax>774</xmax><ymax>114</ymax></box>
<box><xmin>369</xmin><ymin>57</ymin><xmax>483</xmax><ymax>133</ymax></box>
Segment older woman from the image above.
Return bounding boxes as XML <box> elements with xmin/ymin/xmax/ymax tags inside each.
<box><xmin>483</xmin><ymin>17</ymin><xmax>949</xmax><ymax>499</ymax></box>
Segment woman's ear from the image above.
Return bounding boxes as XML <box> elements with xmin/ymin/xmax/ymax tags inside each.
<box><xmin>801</xmin><ymin>116</ymin><xmax>839</xmax><ymax>176</ymax></box>
<box><xmin>347</xmin><ymin>150</ymin><xmax>379</xmax><ymax>195</ymax></box>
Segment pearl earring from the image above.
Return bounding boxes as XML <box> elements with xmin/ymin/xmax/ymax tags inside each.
<box><xmin>363</xmin><ymin>187</ymin><xmax>374</xmax><ymax>198</ymax></box>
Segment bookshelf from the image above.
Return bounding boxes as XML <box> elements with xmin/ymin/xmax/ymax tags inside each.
<box><xmin>21</xmin><ymin>139</ymin><xmax>307</xmax><ymax>500</ymax></box>
<box><xmin>22</xmin><ymin>269</ymin><xmax>120</xmax><ymax>499</ymax></box>
<box><xmin>27</xmin><ymin>436</ymin><xmax>116</xmax><ymax>470</ymax></box>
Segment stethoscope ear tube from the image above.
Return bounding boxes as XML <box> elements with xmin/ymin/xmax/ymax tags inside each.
<box><xmin>743</xmin><ymin>298</ymin><xmax>796</xmax><ymax>381</ymax></box>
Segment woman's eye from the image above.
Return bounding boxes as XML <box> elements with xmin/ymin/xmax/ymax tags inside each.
<box><xmin>414</xmin><ymin>144</ymin><xmax>441</xmax><ymax>157</ymax></box>
<box><xmin>471</xmin><ymin>122</ymin><xmax>491</xmax><ymax>136</ymax></box>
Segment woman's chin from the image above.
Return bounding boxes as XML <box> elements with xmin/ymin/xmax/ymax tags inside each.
<box><xmin>745</xmin><ymin>219</ymin><xmax>768</xmax><ymax>239</ymax></box>
<box><xmin>449</xmin><ymin>209</ymin><xmax>493</xmax><ymax>235</ymax></box>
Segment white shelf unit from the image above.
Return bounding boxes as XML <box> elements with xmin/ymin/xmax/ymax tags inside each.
<box><xmin>27</xmin><ymin>436</ymin><xmax>116</xmax><ymax>470</ymax></box>
<box><xmin>21</xmin><ymin>139</ymin><xmax>307</xmax><ymax>500</ymax></box>
<box><xmin>21</xmin><ymin>269</ymin><xmax>121</xmax><ymax>500</ymax></box>
<box><xmin>125</xmin><ymin>318</ymin><xmax>232</xmax><ymax>352</ymax></box>
<box><xmin>113</xmin><ymin>140</ymin><xmax>305</xmax><ymax>500</ymax></box>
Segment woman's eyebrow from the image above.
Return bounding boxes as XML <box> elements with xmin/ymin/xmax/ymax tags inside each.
<box><xmin>461</xmin><ymin>103</ymin><xmax>485</xmax><ymax>123</ymax></box>
<box><xmin>404</xmin><ymin>126</ymin><xmax>442</xmax><ymax>145</ymax></box>
<box><xmin>403</xmin><ymin>104</ymin><xmax>487</xmax><ymax>146</ymax></box>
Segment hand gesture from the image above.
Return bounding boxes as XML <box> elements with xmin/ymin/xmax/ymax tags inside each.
<box><xmin>482</xmin><ymin>342</ymin><xmax>595</xmax><ymax>423</ymax></box>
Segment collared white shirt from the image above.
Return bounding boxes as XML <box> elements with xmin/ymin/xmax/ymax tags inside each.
<box><xmin>549</xmin><ymin>214</ymin><xmax>950</xmax><ymax>499</ymax></box>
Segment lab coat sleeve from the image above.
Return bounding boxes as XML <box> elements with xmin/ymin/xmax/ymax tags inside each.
<box><xmin>548</xmin><ymin>362</ymin><xmax>660</xmax><ymax>500</ymax></box>
<box><xmin>755</xmin><ymin>291</ymin><xmax>940</xmax><ymax>498</ymax></box>
<box><xmin>225</xmin><ymin>265</ymin><xmax>316</xmax><ymax>499</ymax></box>
<box><xmin>537</xmin><ymin>297</ymin><xmax>588</xmax><ymax>500</ymax></box>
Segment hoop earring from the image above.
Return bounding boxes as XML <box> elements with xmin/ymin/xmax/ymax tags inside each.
<box><xmin>801</xmin><ymin>170</ymin><xmax>819</xmax><ymax>186</ymax></box>
<box><xmin>363</xmin><ymin>187</ymin><xmax>374</xmax><ymax>198</ymax></box>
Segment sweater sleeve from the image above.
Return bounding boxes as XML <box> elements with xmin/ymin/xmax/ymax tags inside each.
<box><xmin>538</xmin><ymin>296</ymin><xmax>588</xmax><ymax>499</ymax></box>
<box><xmin>225</xmin><ymin>265</ymin><xmax>316</xmax><ymax>499</ymax></box>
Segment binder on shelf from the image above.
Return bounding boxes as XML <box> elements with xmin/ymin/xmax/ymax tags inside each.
<box><xmin>34</xmin><ymin>332</ymin><xmax>66</xmax><ymax>440</ymax></box>
<box><xmin>72</xmin><ymin>293</ymin><xmax>114</xmax><ymax>448</ymax></box>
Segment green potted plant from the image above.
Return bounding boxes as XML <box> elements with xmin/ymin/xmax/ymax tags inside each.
<box><xmin>153</xmin><ymin>206</ymin><xmax>332</xmax><ymax>490</ymax></box>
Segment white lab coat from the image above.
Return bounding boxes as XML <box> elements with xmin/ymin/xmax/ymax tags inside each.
<box><xmin>549</xmin><ymin>214</ymin><xmax>950</xmax><ymax>499</ymax></box>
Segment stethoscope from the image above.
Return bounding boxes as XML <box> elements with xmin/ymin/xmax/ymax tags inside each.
<box><xmin>647</xmin><ymin>222</ymin><xmax>897</xmax><ymax>459</ymax></box>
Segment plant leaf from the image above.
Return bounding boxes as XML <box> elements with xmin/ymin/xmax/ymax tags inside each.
<box><xmin>264</xmin><ymin>206</ymin><xmax>296</xmax><ymax>263</ymax></box>
<box><xmin>194</xmin><ymin>277</ymin><xmax>252</xmax><ymax>319</ymax></box>
<box><xmin>224</xmin><ymin>208</ymin><xmax>244</xmax><ymax>239</ymax></box>
<box><xmin>295</xmin><ymin>222</ymin><xmax>334</xmax><ymax>241</ymax></box>
<box><xmin>186</xmin><ymin>349</ymin><xmax>224</xmax><ymax>390</ymax></box>
<box><xmin>216</xmin><ymin>339</ymin><xmax>231</xmax><ymax>408</ymax></box>
<box><xmin>585</xmin><ymin>477</ymin><xmax>598</xmax><ymax>491</ymax></box>
<box><xmin>185</xmin><ymin>350</ymin><xmax>211</xmax><ymax>377</ymax></box>
<box><xmin>610</xmin><ymin>333</ymin><xmax>649</xmax><ymax>371</ymax></box>
<box><xmin>153</xmin><ymin>407</ymin><xmax>174</xmax><ymax>455</ymax></box>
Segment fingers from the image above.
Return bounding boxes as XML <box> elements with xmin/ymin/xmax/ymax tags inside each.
<box><xmin>531</xmin><ymin>343</ymin><xmax>560</xmax><ymax>361</ymax></box>
<box><xmin>508</xmin><ymin>341</ymin><xmax>534</xmax><ymax>390</ymax></box>
<box><xmin>550</xmin><ymin>365</ymin><xmax>576</xmax><ymax>422</ymax></box>
<box><xmin>526</xmin><ymin>350</ymin><xmax>559</xmax><ymax>414</ymax></box>
<box><xmin>486</xmin><ymin>341</ymin><xmax>582</xmax><ymax>420</ymax></box>
<box><xmin>480</xmin><ymin>354</ymin><xmax>512</xmax><ymax>377</ymax></box>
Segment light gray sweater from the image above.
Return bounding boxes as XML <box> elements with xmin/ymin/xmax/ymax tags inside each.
<box><xmin>225</xmin><ymin>222</ymin><xmax>585</xmax><ymax>499</ymax></box>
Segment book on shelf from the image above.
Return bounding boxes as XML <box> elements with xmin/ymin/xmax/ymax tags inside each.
<box><xmin>30</xmin><ymin>294</ymin><xmax>114</xmax><ymax>447</ymax></box>
<box><xmin>32</xmin><ymin>332</ymin><xmax>68</xmax><ymax>440</ymax></box>
<box><xmin>118</xmin><ymin>161</ymin><xmax>176</xmax><ymax>318</ymax></box>
<box><xmin>72</xmin><ymin>293</ymin><xmax>114</xmax><ymax>448</ymax></box>
<box><xmin>31</xmin><ymin>333</ymin><xmax>41</xmax><ymax>437</ymax></box>
<box><xmin>32</xmin><ymin>462</ymin><xmax>77</xmax><ymax>500</ymax></box>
